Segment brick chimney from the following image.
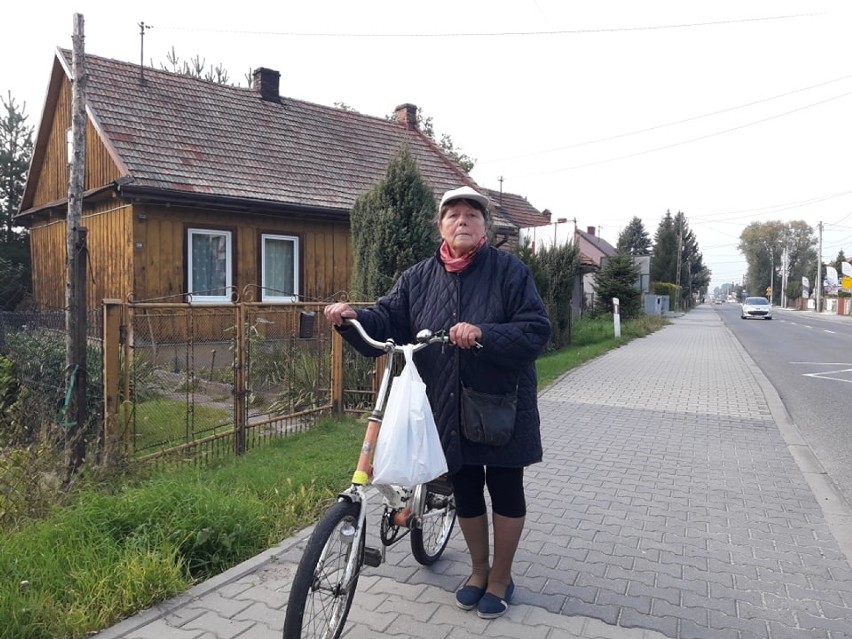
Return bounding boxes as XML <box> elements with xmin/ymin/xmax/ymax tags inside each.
<box><xmin>587</xmin><ymin>226</ymin><xmax>596</xmax><ymax>236</ymax></box>
<box><xmin>394</xmin><ymin>103</ymin><xmax>418</xmax><ymax>130</ymax></box>
<box><xmin>252</xmin><ymin>68</ymin><xmax>281</xmax><ymax>102</ymax></box>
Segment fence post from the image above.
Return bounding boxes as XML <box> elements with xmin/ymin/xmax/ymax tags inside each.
<box><xmin>234</xmin><ymin>302</ymin><xmax>247</xmax><ymax>454</ymax></box>
<box><xmin>102</xmin><ymin>300</ymin><xmax>122</xmax><ymax>464</ymax></box>
<box><xmin>331</xmin><ymin>329</ymin><xmax>344</xmax><ymax>414</ymax></box>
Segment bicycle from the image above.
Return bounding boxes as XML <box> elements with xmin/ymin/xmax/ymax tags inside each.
<box><xmin>283</xmin><ymin>318</ymin><xmax>458</xmax><ymax>639</ymax></box>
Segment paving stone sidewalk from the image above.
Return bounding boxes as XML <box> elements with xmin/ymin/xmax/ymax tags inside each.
<box><xmin>95</xmin><ymin>307</ymin><xmax>852</xmax><ymax>639</ymax></box>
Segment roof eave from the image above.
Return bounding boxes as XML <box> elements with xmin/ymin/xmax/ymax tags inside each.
<box><xmin>17</xmin><ymin>183</ymin><xmax>352</xmax><ymax>224</ymax></box>
<box><xmin>116</xmin><ymin>184</ymin><xmax>350</xmax><ymax>222</ymax></box>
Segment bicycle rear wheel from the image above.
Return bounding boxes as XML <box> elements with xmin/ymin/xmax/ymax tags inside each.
<box><xmin>283</xmin><ymin>500</ymin><xmax>364</xmax><ymax>639</ymax></box>
<box><xmin>410</xmin><ymin>479</ymin><xmax>456</xmax><ymax>566</ymax></box>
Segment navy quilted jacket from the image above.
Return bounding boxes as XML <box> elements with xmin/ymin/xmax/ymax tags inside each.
<box><xmin>342</xmin><ymin>245</ymin><xmax>551</xmax><ymax>473</ymax></box>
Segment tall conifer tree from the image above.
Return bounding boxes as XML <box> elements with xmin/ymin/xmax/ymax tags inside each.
<box><xmin>349</xmin><ymin>147</ymin><xmax>437</xmax><ymax>299</ymax></box>
<box><xmin>0</xmin><ymin>93</ymin><xmax>34</xmax><ymax>309</ymax></box>
<box><xmin>616</xmin><ymin>216</ymin><xmax>651</xmax><ymax>256</ymax></box>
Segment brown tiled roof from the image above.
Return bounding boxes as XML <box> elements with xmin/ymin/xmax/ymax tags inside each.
<box><xmin>25</xmin><ymin>49</ymin><xmax>511</xmax><ymax>221</ymax></box>
<box><xmin>576</xmin><ymin>228</ymin><xmax>617</xmax><ymax>257</ymax></box>
<box><xmin>482</xmin><ymin>188</ymin><xmax>550</xmax><ymax>229</ymax></box>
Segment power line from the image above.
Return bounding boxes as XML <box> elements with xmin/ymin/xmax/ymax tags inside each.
<box><xmin>482</xmin><ymin>72</ymin><xmax>852</xmax><ymax>164</ymax></box>
<box><xmin>512</xmin><ymin>89</ymin><xmax>852</xmax><ymax>178</ymax></box>
<box><xmin>689</xmin><ymin>190</ymin><xmax>852</xmax><ymax>224</ymax></box>
<box><xmin>827</xmin><ymin>210</ymin><xmax>852</xmax><ymax>227</ymax></box>
<box><xmin>157</xmin><ymin>12</ymin><xmax>818</xmax><ymax>38</ymax></box>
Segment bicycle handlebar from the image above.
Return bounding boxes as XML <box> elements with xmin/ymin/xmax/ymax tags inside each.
<box><xmin>342</xmin><ymin>318</ymin><xmax>453</xmax><ymax>353</ymax></box>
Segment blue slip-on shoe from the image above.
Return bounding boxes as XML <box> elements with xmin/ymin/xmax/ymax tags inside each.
<box><xmin>455</xmin><ymin>582</ymin><xmax>486</xmax><ymax>610</ymax></box>
<box><xmin>476</xmin><ymin>580</ymin><xmax>515</xmax><ymax>619</ymax></box>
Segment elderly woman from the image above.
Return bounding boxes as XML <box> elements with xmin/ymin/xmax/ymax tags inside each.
<box><xmin>324</xmin><ymin>185</ymin><xmax>550</xmax><ymax>619</ymax></box>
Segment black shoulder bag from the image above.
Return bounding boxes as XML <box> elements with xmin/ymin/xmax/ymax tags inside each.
<box><xmin>460</xmin><ymin>385</ymin><xmax>517</xmax><ymax>447</ymax></box>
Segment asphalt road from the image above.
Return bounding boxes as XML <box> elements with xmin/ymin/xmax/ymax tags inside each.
<box><xmin>715</xmin><ymin>301</ymin><xmax>852</xmax><ymax>506</ymax></box>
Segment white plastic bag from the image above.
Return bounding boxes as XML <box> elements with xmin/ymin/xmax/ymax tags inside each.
<box><xmin>372</xmin><ymin>345</ymin><xmax>448</xmax><ymax>486</ymax></box>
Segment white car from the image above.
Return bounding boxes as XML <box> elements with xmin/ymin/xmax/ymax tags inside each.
<box><xmin>741</xmin><ymin>297</ymin><xmax>772</xmax><ymax>320</ymax></box>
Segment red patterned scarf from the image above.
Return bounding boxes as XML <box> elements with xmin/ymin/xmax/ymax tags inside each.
<box><xmin>440</xmin><ymin>236</ymin><xmax>487</xmax><ymax>272</ymax></box>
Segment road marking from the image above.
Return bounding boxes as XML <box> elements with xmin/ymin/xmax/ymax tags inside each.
<box><xmin>791</xmin><ymin>362</ymin><xmax>852</xmax><ymax>384</ymax></box>
<box><xmin>803</xmin><ymin>368</ymin><xmax>852</xmax><ymax>383</ymax></box>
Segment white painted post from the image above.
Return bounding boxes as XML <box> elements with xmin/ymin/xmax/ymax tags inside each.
<box><xmin>613</xmin><ymin>297</ymin><xmax>621</xmax><ymax>338</ymax></box>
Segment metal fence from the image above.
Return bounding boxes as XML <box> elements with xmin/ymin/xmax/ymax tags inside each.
<box><xmin>1</xmin><ymin>298</ymin><xmax>379</xmax><ymax>476</ymax></box>
<box><xmin>0</xmin><ymin>306</ymin><xmax>104</xmax><ymax>444</ymax></box>
<box><xmin>113</xmin><ymin>298</ymin><xmax>378</xmax><ymax>466</ymax></box>
<box><xmin>0</xmin><ymin>306</ymin><xmax>105</xmax><ymax>527</ymax></box>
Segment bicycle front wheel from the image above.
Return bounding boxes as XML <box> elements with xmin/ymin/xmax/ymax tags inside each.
<box><xmin>410</xmin><ymin>481</ymin><xmax>456</xmax><ymax>566</ymax></box>
<box><xmin>283</xmin><ymin>499</ymin><xmax>364</xmax><ymax>639</ymax></box>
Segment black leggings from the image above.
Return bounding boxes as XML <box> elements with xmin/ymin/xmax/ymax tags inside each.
<box><xmin>449</xmin><ymin>465</ymin><xmax>526</xmax><ymax>518</ymax></box>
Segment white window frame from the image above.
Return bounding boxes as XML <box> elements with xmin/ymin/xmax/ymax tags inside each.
<box><xmin>261</xmin><ymin>233</ymin><xmax>300</xmax><ymax>302</ymax></box>
<box><xmin>187</xmin><ymin>228</ymin><xmax>233</xmax><ymax>304</ymax></box>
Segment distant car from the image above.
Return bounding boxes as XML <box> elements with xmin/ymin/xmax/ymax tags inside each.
<box><xmin>741</xmin><ymin>296</ymin><xmax>772</xmax><ymax>320</ymax></box>
<box><xmin>714</xmin><ymin>298</ymin><xmax>723</xmax><ymax>304</ymax></box>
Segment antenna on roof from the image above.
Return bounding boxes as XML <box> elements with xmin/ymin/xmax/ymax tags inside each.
<box><xmin>497</xmin><ymin>175</ymin><xmax>504</xmax><ymax>205</ymax></box>
<box><xmin>138</xmin><ymin>21</ymin><xmax>153</xmax><ymax>82</ymax></box>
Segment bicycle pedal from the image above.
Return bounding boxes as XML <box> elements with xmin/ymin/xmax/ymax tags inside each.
<box><xmin>363</xmin><ymin>546</ymin><xmax>383</xmax><ymax>567</ymax></box>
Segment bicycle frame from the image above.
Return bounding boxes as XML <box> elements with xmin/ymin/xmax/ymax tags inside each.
<box><xmin>345</xmin><ymin>318</ymin><xmax>445</xmax><ymax>487</ymax></box>
<box><xmin>326</xmin><ymin>321</ymin><xmax>446</xmax><ymax>561</ymax></box>
<box><xmin>283</xmin><ymin>319</ymin><xmax>460</xmax><ymax>638</ymax></box>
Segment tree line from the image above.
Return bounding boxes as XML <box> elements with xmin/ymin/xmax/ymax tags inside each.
<box><xmin>594</xmin><ymin>210</ymin><xmax>711</xmax><ymax>318</ymax></box>
<box><xmin>736</xmin><ymin>220</ymin><xmax>836</xmax><ymax>305</ymax></box>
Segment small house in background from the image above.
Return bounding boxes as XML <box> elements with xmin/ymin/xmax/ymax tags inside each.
<box><xmin>575</xmin><ymin>226</ymin><xmax>617</xmax><ymax>312</ymax></box>
<box><xmin>17</xmin><ymin>49</ymin><xmax>546</xmax><ymax>311</ymax></box>
<box><xmin>482</xmin><ymin>188</ymin><xmax>551</xmax><ymax>250</ymax></box>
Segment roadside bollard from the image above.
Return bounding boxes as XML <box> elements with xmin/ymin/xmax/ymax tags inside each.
<box><xmin>613</xmin><ymin>297</ymin><xmax>621</xmax><ymax>338</ymax></box>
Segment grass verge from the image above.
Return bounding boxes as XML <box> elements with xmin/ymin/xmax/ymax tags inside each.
<box><xmin>0</xmin><ymin>420</ymin><xmax>362</xmax><ymax>639</ymax></box>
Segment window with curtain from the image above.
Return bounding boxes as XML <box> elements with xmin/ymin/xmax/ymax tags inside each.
<box><xmin>261</xmin><ymin>234</ymin><xmax>300</xmax><ymax>302</ymax></box>
<box><xmin>187</xmin><ymin>229</ymin><xmax>232</xmax><ymax>303</ymax></box>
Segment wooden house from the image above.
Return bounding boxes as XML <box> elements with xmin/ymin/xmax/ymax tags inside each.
<box><xmin>17</xmin><ymin>49</ymin><xmax>549</xmax><ymax>310</ymax></box>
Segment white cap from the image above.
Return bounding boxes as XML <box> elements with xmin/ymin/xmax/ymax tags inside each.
<box><xmin>439</xmin><ymin>186</ymin><xmax>491</xmax><ymax>214</ymax></box>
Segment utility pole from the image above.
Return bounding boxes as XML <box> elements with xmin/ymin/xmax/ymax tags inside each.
<box><xmin>674</xmin><ymin>223</ymin><xmax>683</xmax><ymax>311</ymax></box>
<box><xmin>769</xmin><ymin>246</ymin><xmax>774</xmax><ymax>304</ymax></box>
<box><xmin>65</xmin><ymin>13</ymin><xmax>89</xmax><ymax>484</ymax></box>
<box><xmin>816</xmin><ymin>221</ymin><xmax>823</xmax><ymax>313</ymax></box>
<box><xmin>552</xmin><ymin>217</ymin><xmax>568</xmax><ymax>248</ymax></box>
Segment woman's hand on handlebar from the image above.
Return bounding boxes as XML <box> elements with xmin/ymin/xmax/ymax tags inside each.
<box><xmin>449</xmin><ymin>322</ymin><xmax>482</xmax><ymax>350</ymax></box>
<box><xmin>324</xmin><ymin>303</ymin><xmax>357</xmax><ymax>327</ymax></box>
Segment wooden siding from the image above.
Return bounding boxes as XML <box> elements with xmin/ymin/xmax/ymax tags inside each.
<box><xmin>31</xmin><ymin>78</ymin><xmax>122</xmax><ymax>208</ymax></box>
<box><xmin>133</xmin><ymin>206</ymin><xmax>352</xmax><ymax>304</ymax></box>
<box><xmin>29</xmin><ymin>200</ymin><xmax>134</xmax><ymax>309</ymax></box>
<box><xmin>86</xmin><ymin>201</ymin><xmax>134</xmax><ymax>307</ymax></box>
<box><xmin>29</xmin><ymin>215</ymin><xmax>65</xmax><ymax>309</ymax></box>
<box><xmin>31</xmin><ymin>202</ymin><xmax>354</xmax><ymax>311</ymax></box>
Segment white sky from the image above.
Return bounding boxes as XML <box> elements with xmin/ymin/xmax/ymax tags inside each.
<box><xmin>4</xmin><ymin>0</ymin><xmax>852</xmax><ymax>291</ymax></box>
